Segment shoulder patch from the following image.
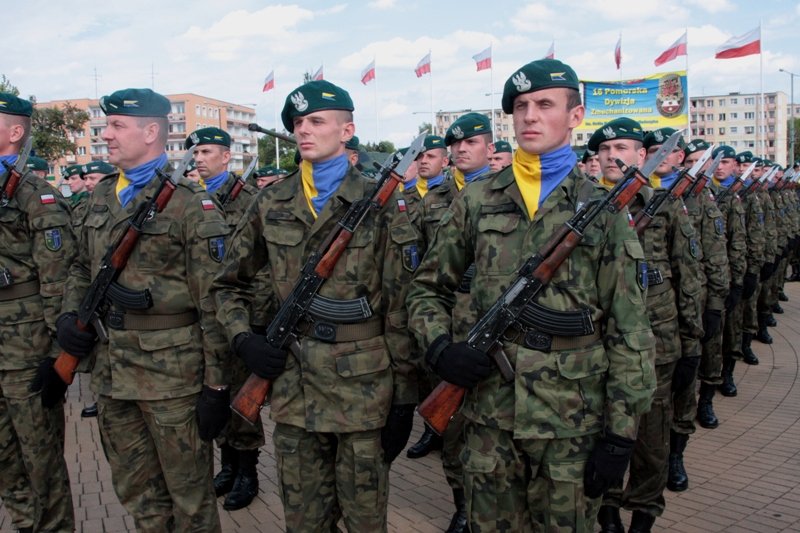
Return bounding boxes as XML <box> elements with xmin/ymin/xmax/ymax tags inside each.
<box><xmin>40</xmin><ymin>194</ymin><xmax>56</xmax><ymax>205</ymax></box>
<box><xmin>397</xmin><ymin>198</ymin><xmax>407</xmax><ymax>212</ymax></box>
<box><xmin>201</xmin><ymin>199</ymin><xmax>216</xmax><ymax>210</ymax></box>
<box><xmin>44</xmin><ymin>228</ymin><xmax>62</xmax><ymax>251</ymax></box>
<box><xmin>208</xmin><ymin>236</ymin><xmax>225</xmax><ymax>262</ymax></box>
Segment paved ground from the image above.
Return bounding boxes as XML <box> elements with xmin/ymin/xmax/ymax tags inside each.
<box><xmin>3</xmin><ymin>285</ymin><xmax>800</xmax><ymax>532</ymax></box>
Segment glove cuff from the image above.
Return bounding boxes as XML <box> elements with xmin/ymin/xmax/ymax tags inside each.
<box><xmin>602</xmin><ymin>431</ymin><xmax>635</xmax><ymax>453</ymax></box>
<box><xmin>56</xmin><ymin>311</ymin><xmax>78</xmax><ymax>329</ymax></box>
<box><xmin>233</xmin><ymin>332</ymin><xmax>251</xmax><ymax>352</ymax></box>
<box><xmin>425</xmin><ymin>333</ymin><xmax>452</xmax><ymax>371</ymax></box>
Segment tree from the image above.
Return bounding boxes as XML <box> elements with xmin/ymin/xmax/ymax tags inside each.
<box><xmin>0</xmin><ymin>74</ymin><xmax>19</xmax><ymax>95</ymax></box>
<box><xmin>257</xmin><ymin>132</ymin><xmax>298</xmax><ymax>172</ymax></box>
<box><xmin>418</xmin><ymin>122</ymin><xmax>432</xmax><ymax>134</ymax></box>
<box><xmin>362</xmin><ymin>140</ymin><xmax>396</xmax><ymax>153</ymax></box>
<box><xmin>788</xmin><ymin>117</ymin><xmax>800</xmax><ymax>164</ymax></box>
<box><xmin>30</xmin><ymin>101</ymin><xmax>90</xmax><ymax>162</ymax></box>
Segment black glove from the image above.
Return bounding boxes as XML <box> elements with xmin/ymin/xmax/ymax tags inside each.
<box><xmin>381</xmin><ymin>404</ymin><xmax>415</xmax><ymax>464</ymax></box>
<box><xmin>29</xmin><ymin>358</ymin><xmax>69</xmax><ymax>408</ymax></box>
<box><xmin>701</xmin><ymin>309</ymin><xmax>722</xmax><ymax>343</ymax></box>
<box><xmin>584</xmin><ymin>432</ymin><xmax>635</xmax><ymax>499</ymax></box>
<box><xmin>742</xmin><ymin>272</ymin><xmax>759</xmax><ymax>300</ymax></box>
<box><xmin>672</xmin><ymin>355</ymin><xmax>700</xmax><ymax>393</ymax></box>
<box><xmin>725</xmin><ymin>284</ymin><xmax>743</xmax><ymax>312</ymax></box>
<box><xmin>234</xmin><ymin>332</ymin><xmax>288</xmax><ymax>380</ymax></box>
<box><xmin>196</xmin><ymin>385</ymin><xmax>230</xmax><ymax>441</ymax></box>
<box><xmin>55</xmin><ymin>312</ymin><xmax>96</xmax><ymax>358</ymax></box>
<box><xmin>427</xmin><ymin>336</ymin><xmax>492</xmax><ymax>388</ymax></box>
<box><xmin>760</xmin><ymin>261</ymin><xmax>775</xmax><ymax>281</ymax></box>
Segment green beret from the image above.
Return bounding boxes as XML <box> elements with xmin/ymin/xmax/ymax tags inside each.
<box><xmin>581</xmin><ymin>148</ymin><xmax>597</xmax><ymax>164</ymax></box>
<box><xmin>493</xmin><ymin>140</ymin><xmax>512</xmax><ymax>154</ymax></box>
<box><xmin>0</xmin><ymin>92</ymin><xmax>33</xmax><ymax>117</ymax></box>
<box><xmin>445</xmin><ymin>113</ymin><xmax>491</xmax><ymax>146</ymax></box>
<box><xmin>26</xmin><ymin>156</ymin><xmax>48</xmax><ymax>172</ymax></box>
<box><xmin>185</xmin><ymin>127</ymin><xmax>231</xmax><ymax>149</ymax></box>
<box><xmin>643</xmin><ymin>127</ymin><xmax>685</xmax><ymax>150</ymax></box>
<box><xmin>184</xmin><ymin>159</ymin><xmax>196</xmax><ymax>175</ymax></box>
<box><xmin>421</xmin><ymin>135</ymin><xmax>446</xmax><ymax>153</ymax></box>
<box><xmin>752</xmin><ymin>157</ymin><xmax>765</xmax><ymax>167</ymax></box>
<box><xmin>345</xmin><ymin>135</ymin><xmax>360</xmax><ymax>151</ymax></box>
<box><xmin>99</xmin><ymin>88</ymin><xmax>171</xmax><ymax>117</ymax></box>
<box><xmin>712</xmin><ymin>145</ymin><xmax>736</xmax><ymax>160</ymax></box>
<box><xmin>501</xmin><ymin>59</ymin><xmax>580</xmax><ymax>114</ymax></box>
<box><xmin>683</xmin><ymin>139</ymin><xmax>710</xmax><ymax>156</ymax></box>
<box><xmin>735</xmin><ymin>151</ymin><xmax>753</xmax><ymax>164</ymax></box>
<box><xmin>294</xmin><ymin>149</ymin><xmax>301</xmax><ymax>165</ymax></box>
<box><xmin>255</xmin><ymin>166</ymin><xmax>284</xmax><ymax>177</ymax></box>
<box><xmin>63</xmin><ymin>164</ymin><xmax>82</xmax><ymax>178</ymax></box>
<box><xmin>84</xmin><ymin>161</ymin><xmax>115</xmax><ymax>175</ymax></box>
<box><xmin>281</xmin><ymin>80</ymin><xmax>354</xmax><ymax>133</ymax></box>
<box><xmin>587</xmin><ymin>117</ymin><xmax>643</xmax><ymax>152</ymax></box>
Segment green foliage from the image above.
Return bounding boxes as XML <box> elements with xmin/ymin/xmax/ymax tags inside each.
<box><xmin>257</xmin><ymin>132</ymin><xmax>298</xmax><ymax>172</ymax></box>
<box><xmin>31</xmin><ymin>102</ymin><xmax>90</xmax><ymax>162</ymax></box>
<box><xmin>0</xmin><ymin>74</ymin><xmax>19</xmax><ymax>95</ymax></box>
<box><xmin>362</xmin><ymin>140</ymin><xmax>396</xmax><ymax>153</ymax></box>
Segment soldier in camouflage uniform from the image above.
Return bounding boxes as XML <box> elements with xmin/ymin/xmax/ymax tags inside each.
<box><xmin>185</xmin><ymin>126</ymin><xmax>266</xmax><ymax>511</ymax></box>
<box><xmin>776</xmin><ymin>169</ymin><xmax>800</xmax><ymax>297</ymax></box>
<box><xmin>667</xmin><ymin>140</ymin><xmax>730</xmax><ymax>492</ymax></box>
<box><xmin>750</xmin><ymin>157</ymin><xmax>780</xmax><ymax>352</ymax></box>
<box><xmin>488</xmin><ymin>139</ymin><xmax>513</xmax><ymax>172</ymax></box>
<box><xmin>209</xmin><ymin>80</ymin><xmax>421</xmax><ymax>532</ymax></box>
<box><xmin>591</xmin><ymin>123</ymin><xmax>703</xmax><ymax>533</ymax></box>
<box><xmin>63</xmin><ymin>164</ymin><xmax>91</xmax><ymax>225</ymax></box>
<box><xmin>54</xmin><ymin>88</ymin><xmax>230</xmax><ymax>533</ymax></box>
<box><xmin>0</xmin><ymin>92</ymin><xmax>76</xmax><ymax>533</ymax></box>
<box><xmin>407</xmin><ymin>61</ymin><xmax>656</xmax><ymax>533</ymax></box>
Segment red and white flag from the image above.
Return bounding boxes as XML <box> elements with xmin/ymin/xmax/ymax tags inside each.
<box><xmin>654</xmin><ymin>31</ymin><xmax>688</xmax><ymax>66</ymax></box>
<box><xmin>544</xmin><ymin>41</ymin><xmax>555</xmax><ymax>60</ymax></box>
<box><xmin>312</xmin><ymin>65</ymin><xmax>324</xmax><ymax>81</ymax></box>
<box><xmin>472</xmin><ymin>46</ymin><xmax>492</xmax><ymax>72</ymax></box>
<box><xmin>614</xmin><ymin>35</ymin><xmax>622</xmax><ymax>70</ymax></box>
<box><xmin>361</xmin><ymin>60</ymin><xmax>376</xmax><ymax>85</ymax></box>
<box><xmin>415</xmin><ymin>52</ymin><xmax>431</xmax><ymax>78</ymax></box>
<box><xmin>715</xmin><ymin>26</ymin><xmax>761</xmax><ymax>59</ymax></box>
<box><xmin>262</xmin><ymin>70</ymin><xmax>275</xmax><ymax>92</ymax></box>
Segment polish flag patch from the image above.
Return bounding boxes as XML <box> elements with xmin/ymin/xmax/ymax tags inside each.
<box><xmin>201</xmin><ymin>199</ymin><xmax>215</xmax><ymax>210</ymax></box>
<box><xmin>627</xmin><ymin>212</ymin><xmax>635</xmax><ymax>227</ymax></box>
<box><xmin>40</xmin><ymin>194</ymin><xmax>56</xmax><ymax>204</ymax></box>
<box><xmin>397</xmin><ymin>199</ymin><xmax>407</xmax><ymax>212</ymax></box>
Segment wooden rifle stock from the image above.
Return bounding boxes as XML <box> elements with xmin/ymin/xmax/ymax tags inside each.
<box><xmin>53</xmin><ymin>318</ymin><xmax>90</xmax><ymax>384</ymax></box>
<box><xmin>231</xmin><ymin>373</ymin><xmax>272</xmax><ymax>423</ymax></box>
<box><xmin>417</xmin><ymin>381</ymin><xmax>466</xmax><ymax>435</ymax></box>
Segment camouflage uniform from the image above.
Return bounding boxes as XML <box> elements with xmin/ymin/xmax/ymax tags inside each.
<box><xmin>69</xmin><ymin>190</ymin><xmax>90</xmax><ymax>227</ymax></box>
<box><xmin>62</xmin><ymin>170</ymin><xmax>229</xmax><ymax>533</ymax></box>
<box><xmin>604</xmin><ymin>187</ymin><xmax>703</xmax><ymax>517</ymax></box>
<box><xmin>769</xmin><ymin>187</ymin><xmax>792</xmax><ymax>307</ymax></box>
<box><xmin>211</xmin><ymin>166</ymin><xmax>422</xmax><ymax>532</ymax></box>
<box><xmin>0</xmin><ymin>173</ymin><xmax>76</xmax><ymax>532</ymax></box>
<box><xmin>755</xmin><ymin>188</ymin><xmax>779</xmax><ymax>332</ymax></box>
<box><xmin>779</xmin><ymin>187</ymin><xmax>800</xmax><ymax>292</ymax></box>
<box><xmin>407</xmin><ymin>166</ymin><xmax>656</xmax><ymax>532</ymax></box>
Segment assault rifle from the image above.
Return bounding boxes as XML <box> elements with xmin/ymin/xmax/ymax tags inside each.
<box><xmin>739</xmin><ymin>164</ymin><xmax>772</xmax><ymax>198</ymax></box>
<box><xmin>715</xmin><ymin>161</ymin><xmax>757</xmax><ymax>205</ymax></box>
<box><xmin>417</xmin><ymin>130</ymin><xmax>682</xmax><ymax>435</ymax></box>
<box><xmin>230</xmin><ymin>132</ymin><xmax>427</xmax><ymax>424</ymax></box>
<box><xmin>684</xmin><ymin>151</ymin><xmax>723</xmax><ymax>200</ymax></box>
<box><xmin>633</xmin><ymin>145</ymin><xmax>713</xmax><ymax>234</ymax></box>
<box><xmin>0</xmin><ymin>137</ymin><xmax>33</xmax><ymax>207</ymax></box>
<box><xmin>247</xmin><ymin>123</ymin><xmax>297</xmax><ymax>145</ymax></box>
<box><xmin>218</xmin><ymin>156</ymin><xmax>258</xmax><ymax>207</ymax></box>
<box><xmin>53</xmin><ymin>149</ymin><xmax>195</xmax><ymax>384</ymax></box>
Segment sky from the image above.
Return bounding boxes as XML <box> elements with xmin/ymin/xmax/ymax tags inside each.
<box><xmin>5</xmin><ymin>0</ymin><xmax>800</xmax><ymax>147</ymax></box>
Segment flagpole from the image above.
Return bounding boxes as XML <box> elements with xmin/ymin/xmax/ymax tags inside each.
<box><xmin>490</xmin><ymin>43</ymin><xmax>495</xmax><ymax>142</ymax></box>
<box><xmin>759</xmin><ymin>19</ymin><xmax>764</xmax><ymax>158</ymax></box>
<box><xmin>374</xmin><ymin>58</ymin><xmax>380</xmax><ymax>142</ymax></box>
<box><xmin>685</xmin><ymin>28</ymin><xmax>691</xmax><ymax>138</ymax></box>
<box><xmin>429</xmin><ymin>50</ymin><xmax>434</xmax><ymax>136</ymax></box>
<box><xmin>273</xmin><ymin>86</ymin><xmax>279</xmax><ymax>168</ymax></box>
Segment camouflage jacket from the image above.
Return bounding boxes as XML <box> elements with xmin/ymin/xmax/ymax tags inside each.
<box><xmin>417</xmin><ymin>180</ymin><xmax>459</xmax><ymax>248</ymax></box>
<box><xmin>711</xmin><ymin>185</ymin><xmax>747</xmax><ymax>288</ymax></box>
<box><xmin>630</xmin><ymin>188</ymin><xmax>703</xmax><ymax>363</ymax></box>
<box><xmin>742</xmin><ymin>192</ymin><xmax>766</xmax><ymax>274</ymax></box>
<box><xmin>407</xmin><ymin>166</ymin><xmax>656</xmax><ymax>440</ymax></box>
<box><xmin>685</xmin><ymin>189</ymin><xmax>730</xmax><ymax>312</ymax></box>
<box><xmin>210</xmin><ymin>166</ymin><xmax>423</xmax><ymax>433</ymax></box>
<box><xmin>69</xmin><ymin>191</ymin><xmax>90</xmax><ymax>228</ymax></box>
<box><xmin>0</xmin><ymin>173</ymin><xmax>76</xmax><ymax>369</ymax></box>
<box><xmin>758</xmin><ymin>190</ymin><xmax>780</xmax><ymax>261</ymax></box>
<box><xmin>771</xmin><ymin>189</ymin><xmax>790</xmax><ymax>252</ymax></box>
<box><xmin>62</xmin><ymin>170</ymin><xmax>230</xmax><ymax>399</ymax></box>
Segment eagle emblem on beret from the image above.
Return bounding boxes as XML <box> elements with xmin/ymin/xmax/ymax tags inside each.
<box><xmin>452</xmin><ymin>126</ymin><xmax>464</xmax><ymax>139</ymax></box>
<box><xmin>291</xmin><ymin>91</ymin><xmax>309</xmax><ymax>112</ymax></box>
<box><xmin>602</xmin><ymin>126</ymin><xmax>616</xmax><ymax>139</ymax></box>
<box><xmin>512</xmin><ymin>72</ymin><xmax>532</xmax><ymax>92</ymax></box>
<box><xmin>654</xmin><ymin>130</ymin><xmax>664</xmax><ymax>143</ymax></box>
<box><xmin>687</xmin><ymin>143</ymin><xmax>696</xmax><ymax>152</ymax></box>
<box><xmin>82</xmin><ymin>165</ymin><xmax>88</xmax><ymax>173</ymax></box>
<box><xmin>190</xmin><ymin>132</ymin><xmax>199</xmax><ymax>145</ymax></box>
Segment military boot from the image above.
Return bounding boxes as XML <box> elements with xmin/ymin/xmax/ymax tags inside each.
<box><xmin>764</xmin><ymin>313</ymin><xmax>778</xmax><ymax>327</ymax></box>
<box><xmin>771</xmin><ymin>302</ymin><xmax>784</xmax><ymax>314</ymax></box>
<box><xmin>223</xmin><ymin>449</ymin><xmax>259</xmax><ymax>510</ymax></box>
<box><xmin>81</xmin><ymin>402</ymin><xmax>98</xmax><ymax>418</ymax></box>
<box><xmin>697</xmin><ymin>382</ymin><xmax>719</xmax><ymax>429</ymax></box>
<box><xmin>719</xmin><ymin>359</ymin><xmax>737</xmax><ymax>397</ymax></box>
<box><xmin>668</xmin><ymin>430</ymin><xmax>690</xmax><ymax>492</ymax></box>
<box><xmin>741</xmin><ymin>333</ymin><xmax>760</xmax><ymax>365</ymax></box>
<box><xmin>755</xmin><ymin>314</ymin><xmax>774</xmax><ymax>345</ymax></box>
<box><xmin>597</xmin><ymin>505</ymin><xmax>624</xmax><ymax>533</ymax></box>
<box><xmin>406</xmin><ymin>425</ymin><xmax>443</xmax><ymax>459</ymax></box>
<box><xmin>214</xmin><ymin>444</ymin><xmax>238</xmax><ymax>497</ymax></box>
<box><xmin>445</xmin><ymin>488</ymin><xmax>469</xmax><ymax>533</ymax></box>
<box><xmin>778</xmin><ymin>290</ymin><xmax>789</xmax><ymax>302</ymax></box>
<box><xmin>629</xmin><ymin>510</ymin><xmax>656</xmax><ymax>533</ymax></box>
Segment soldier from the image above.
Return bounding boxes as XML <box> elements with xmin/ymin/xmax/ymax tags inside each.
<box><xmin>0</xmin><ymin>92</ymin><xmax>76</xmax><ymax>532</ymax></box>
<box><xmin>209</xmin><ymin>80</ymin><xmax>421</xmax><ymax>532</ymax></box>
<box><xmin>488</xmin><ymin>139</ymin><xmax>512</xmax><ymax>172</ymax></box>
<box><xmin>185</xmin><ymin>126</ymin><xmax>264</xmax><ymax>511</ymax></box>
<box><xmin>26</xmin><ymin>155</ymin><xmax>49</xmax><ymax>179</ymax></box>
<box><xmin>53</xmin><ymin>88</ymin><xmax>230</xmax><ymax>532</ymax></box>
<box><xmin>407</xmin><ymin>60</ymin><xmax>656</xmax><ymax>532</ymax></box>
<box><xmin>667</xmin><ymin>140</ymin><xmax>729</xmax><ymax>492</ymax></box>
<box><xmin>710</xmin><ymin>145</ymin><xmax>752</xmax><ymax>398</ymax></box>
<box><xmin>63</xmin><ymin>164</ymin><xmax>90</xmax><ymax>215</ymax></box>
<box><xmin>345</xmin><ymin>134</ymin><xmax>361</xmax><ymax>167</ymax></box>
<box><xmin>254</xmin><ymin>166</ymin><xmax>289</xmax><ymax>189</ymax></box>
<box><xmin>81</xmin><ymin>160</ymin><xmax>115</xmax><ymax>194</ymax></box>
<box><xmin>591</xmin><ymin>122</ymin><xmax>703</xmax><ymax>533</ymax></box>
<box><xmin>582</xmin><ymin>148</ymin><xmax>601</xmax><ymax>180</ymax></box>
<box><xmin>184</xmin><ymin>158</ymin><xmax>202</xmax><ymax>182</ymax></box>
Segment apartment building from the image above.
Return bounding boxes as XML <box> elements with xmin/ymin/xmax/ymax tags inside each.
<box><xmin>435</xmin><ymin>108</ymin><xmax>516</xmax><ymax>147</ymax></box>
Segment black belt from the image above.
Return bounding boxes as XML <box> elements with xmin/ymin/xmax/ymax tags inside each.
<box><xmin>647</xmin><ymin>268</ymin><xmax>664</xmax><ymax>286</ymax></box>
<box><xmin>105</xmin><ymin>310</ymin><xmax>198</xmax><ymax>331</ymax></box>
<box><xmin>0</xmin><ymin>279</ymin><xmax>40</xmax><ymax>301</ymax></box>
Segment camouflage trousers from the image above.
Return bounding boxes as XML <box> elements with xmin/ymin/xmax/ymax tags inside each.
<box><xmin>758</xmin><ymin>273</ymin><xmax>777</xmax><ymax>314</ymax></box>
<box><xmin>97</xmin><ymin>394</ymin><xmax>220</xmax><ymax>533</ymax></box>
<box><xmin>461</xmin><ymin>421</ymin><xmax>600</xmax><ymax>533</ymax></box>
<box><xmin>0</xmin><ymin>367</ymin><xmax>74</xmax><ymax>532</ymax></box>
<box><xmin>442</xmin><ymin>411</ymin><xmax>466</xmax><ymax>491</ymax></box>
<box><xmin>215</xmin><ymin>356</ymin><xmax>265</xmax><ymax>451</ymax></box>
<box><xmin>742</xmin><ymin>282</ymin><xmax>761</xmax><ymax>335</ymax></box>
<box><xmin>699</xmin><ymin>310</ymin><xmax>725</xmax><ymax>386</ymax></box>
<box><xmin>605</xmin><ymin>361</ymin><xmax>676</xmax><ymax>517</ymax></box>
<box><xmin>723</xmin><ymin>298</ymin><xmax>744</xmax><ymax>358</ymax></box>
<box><xmin>672</xmin><ymin>352</ymin><xmax>700</xmax><ymax>435</ymax></box>
<box><xmin>273</xmin><ymin>422</ymin><xmax>388</xmax><ymax>533</ymax></box>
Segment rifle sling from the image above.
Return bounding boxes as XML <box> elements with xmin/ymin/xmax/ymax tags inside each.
<box><xmin>0</xmin><ymin>279</ymin><xmax>40</xmax><ymax>301</ymax></box>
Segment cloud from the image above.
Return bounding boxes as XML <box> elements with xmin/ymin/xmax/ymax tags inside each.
<box><xmin>685</xmin><ymin>0</ymin><xmax>735</xmax><ymax>13</ymax></box>
<box><xmin>368</xmin><ymin>0</ymin><xmax>396</xmax><ymax>9</ymax></box>
<box><xmin>510</xmin><ymin>4</ymin><xmax>557</xmax><ymax>32</ymax></box>
<box><xmin>320</xmin><ymin>3</ymin><xmax>347</xmax><ymax>14</ymax></box>
<box><xmin>582</xmin><ymin>0</ymin><xmax>688</xmax><ymax>21</ymax></box>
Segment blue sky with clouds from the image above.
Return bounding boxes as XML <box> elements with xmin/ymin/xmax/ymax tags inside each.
<box><xmin>5</xmin><ymin>0</ymin><xmax>800</xmax><ymax>146</ymax></box>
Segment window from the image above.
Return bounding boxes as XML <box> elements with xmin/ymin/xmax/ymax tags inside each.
<box><xmin>731</xmin><ymin>98</ymin><xmax>738</xmax><ymax>105</ymax></box>
<box><xmin>72</xmin><ymin>130</ymin><xmax>85</xmax><ymax>138</ymax></box>
<box><xmin>745</xmin><ymin>126</ymin><xmax>755</xmax><ymax>134</ymax></box>
<box><xmin>769</xmin><ymin>125</ymin><xmax>775</xmax><ymax>133</ymax></box>
<box><xmin>745</xmin><ymin>112</ymin><xmax>754</xmax><ymax>119</ymax></box>
<box><xmin>730</xmin><ymin>127</ymin><xmax>738</xmax><ymax>134</ymax></box>
<box><xmin>90</xmin><ymin>145</ymin><xmax>107</xmax><ymax>155</ymax></box>
<box><xmin>576</xmin><ymin>133</ymin><xmax>583</xmax><ymax>141</ymax></box>
<box><xmin>718</xmin><ymin>99</ymin><xmax>725</xmax><ymax>106</ymax></box>
<box><xmin>768</xmin><ymin>96</ymin><xmax>775</xmax><ymax>104</ymax></box>
<box><xmin>769</xmin><ymin>111</ymin><xmax>775</xmax><ymax>118</ymax></box>
<box><xmin>747</xmin><ymin>141</ymin><xmax>755</xmax><ymax>148</ymax></box>
<box><xmin>90</xmin><ymin>107</ymin><xmax>102</xmax><ymax>118</ymax></box>
<box><xmin>718</xmin><ymin>113</ymin><xmax>726</xmax><ymax>121</ymax></box>
<box><xmin>745</xmin><ymin>97</ymin><xmax>755</xmax><ymax>105</ymax></box>
<box><xmin>707</xmin><ymin>128</ymin><xmax>714</xmax><ymax>134</ymax></box>
<box><xmin>77</xmin><ymin>147</ymin><xmax>87</xmax><ymax>155</ymax></box>
<box><xmin>707</xmin><ymin>114</ymin><xmax>714</xmax><ymax>121</ymax></box>
<box><xmin>171</xmin><ymin>102</ymin><xmax>185</xmax><ymax>114</ymax></box>
<box><xmin>719</xmin><ymin>128</ymin><xmax>725</xmax><ymax>135</ymax></box>
<box><xmin>731</xmin><ymin>112</ymin><xmax>738</xmax><ymax>119</ymax></box>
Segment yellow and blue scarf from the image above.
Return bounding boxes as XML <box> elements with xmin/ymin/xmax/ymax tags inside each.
<box><xmin>599</xmin><ymin>176</ymin><xmax>616</xmax><ymax>189</ymax></box>
<box><xmin>453</xmin><ymin>165</ymin><xmax>490</xmax><ymax>191</ymax></box>
<box><xmin>713</xmin><ymin>175</ymin><xmax>736</xmax><ymax>189</ymax></box>
<box><xmin>301</xmin><ymin>154</ymin><xmax>349</xmax><ymax>218</ymax></box>
<box><xmin>116</xmin><ymin>153</ymin><xmax>168</xmax><ymax>207</ymax></box>
<box><xmin>204</xmin><ymin>170</ymin><xmax>228</xmax><ymax>194</ymax></box>
<box><xmin>417</xmin><ymin>174</ymin><xmax>444</xmax><ymax>198</ymax></box>
<box><xmin>650</xmin><ymin>170</ymin><xmax>679</xmax><ymax>190</ymax></box>
<box><xmin>0</xmin><ymin>155</ymin><xmax>17</xmax><ymax>167</ymax></box>
<box><xmin>513</xmin><ymin>144</ymin><xmax>575</xmax><ymax>220</ymax></box>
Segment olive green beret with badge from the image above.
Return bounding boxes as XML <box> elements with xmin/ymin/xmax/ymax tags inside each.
<box><xmin>493</xmin><ymin>140</ymin><xmax>512</xmax><ymax>154</ymax></box>
<box><xmin>501</xmin><ymin>58</ymin><xmax>580</xmax><ymax>113</ymax></box>
<box><xmin>643</xmin><ymin>127</ymin><xmax>685</xmax><ymax>150</ymax></box>
<box><xmin>345</xmin><ymin>135</ymin><xmax>360</xmax><ymax>151</ymax></box>
<box><xmin>84</xmin><ymin>161</ymin><xmax>116</xmax><ymax>175</ymax></box>
<box><xmin>587</xmin><ymin>117</ymin><xmax>644</xmax><ymax>151</ymax></box>
<box><xmin>0</xmin><ymin>92</ymin><xmax>33</xmax><ymax>117</ymax></box>
<box><xmin>735</xmin><ymin>151</ymin><xmax>753</xmax><ymax>164</ymax></box>
<box><xmin>63</xmin><ymin>164</ymin><xmax>82</xmax><ymax>179</ymax></box>
<box><xmin>99</xmin><ymin>88</ymin><xmax>171</xmax><ymax>117</ymax></box>
<box><xmin>255</xmin><ymin>166</ymin><xmax>283</xmax><ymax>178</ymax></box>
<box><xmin>26</xmin><ymin>156</ymin><xmax>49</xmax><ymax>172</ymax></box>
<box><xmin>185</xmin><ymin>127</ymin><xmax>231</xmax><ymax>149</ymax></box>
<box><xmin>421</xmin><ymin>135</ymin><xmax>446</xmax><ymax>152</ymax></box>
<box><xmin>444</xmin><ymin>112</ymin><xmax>491</xmax><ymax>146</ymax></box>
<box><xmin>581</xmin><ymin>148</ymin><xmax>596</xmax><ymax>164</ymax></box>
<box><xmin>183</xmin><ymin>159</ymin><xmax>196</xmax><ymax>176</ymax></box>
<box><xmin>712</xmin><ymin>145</ymin><xmax>736</xmax><ymax>160</ymax></box>
<box><xmin>281</xmin><ymin>80</ymin><xmax>354</xmax><ymax>133</ymax></box>
<box><xmin>684</xmin><ymin>139</ymin><xmax>710</xmax><ymax>157</ymax></box>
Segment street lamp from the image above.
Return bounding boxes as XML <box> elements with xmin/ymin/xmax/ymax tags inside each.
<box><xmin>779</xmin><ymin>68</ymin><xmax>797</xmax><ymax>165</ymax></box>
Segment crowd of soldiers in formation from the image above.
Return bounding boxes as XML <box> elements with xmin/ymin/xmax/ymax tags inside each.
<box><xmin>2</xmin><ymin>55</ymin><xmax>800</xmax><ymax>533</ymax></box>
